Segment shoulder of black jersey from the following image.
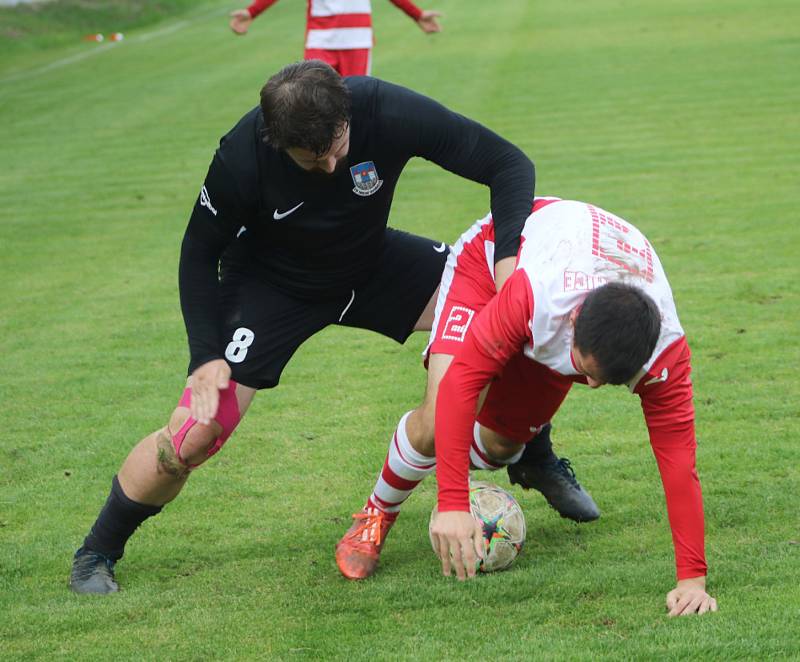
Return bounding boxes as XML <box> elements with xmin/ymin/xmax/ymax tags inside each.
<box><xmin>345</xmin><ymin>75</ymin><xmax>380</xmax><ymax>96</ymax></box>
<box><xmin>218</xmin><ymin>106</ymin><xmax>263</xmax><ymax>150</ymax></box>
<box><xmin>213</xmin><ymin>106</ymin><xmax>267</xmax><ymax>209</ymax></box>
<box><xmin>215</xmin><ymin>108</ymin><xmax>264</xmax><ymax>178</ymax></box>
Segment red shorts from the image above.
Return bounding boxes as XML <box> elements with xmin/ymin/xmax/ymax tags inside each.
<box><xmin>427</xmin><ymin>208</ymin><xmax>573</xmax><ymax>443</ymax></box>
<box><xmin>304</xmin><ymin>48</ymin><xmax>371</xmax><ymax>76</ymax></box>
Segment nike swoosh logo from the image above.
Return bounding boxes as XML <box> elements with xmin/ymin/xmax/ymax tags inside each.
<box><xmin>644</xmin><ymin>367</ymin><xmax>669</xmax><ymax>386</ymax></box>
<box><xmin>433</xmin><ymin>242</ymin><xmax>448</xmax><ymax>253</ymax></box>
<box><xmin>273</xmin><ymin>201</ymin><xmax>304</xmax><ymax>220</ymax></box>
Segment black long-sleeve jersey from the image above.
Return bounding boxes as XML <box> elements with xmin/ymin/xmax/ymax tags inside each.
<box><xmin>180</xmin><ymin>76</ymin><xmax>535</xmax><ymax>368</ymax></box>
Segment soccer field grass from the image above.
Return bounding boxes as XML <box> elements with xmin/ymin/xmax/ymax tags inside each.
<box><xmin>1</xmin><ymin>0</ymin><xmax>799</xmax><ymax>658</ymax></box>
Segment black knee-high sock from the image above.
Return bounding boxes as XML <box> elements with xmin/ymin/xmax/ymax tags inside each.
<box><xmin>81</xmin><ymin>475</ymin><xmax>162</xmax><ymax>561</ymax></box>
<box><xmin>519</xmin><ymin>423</ymin><xmax>558</xmax><ymax>463</ymax></box>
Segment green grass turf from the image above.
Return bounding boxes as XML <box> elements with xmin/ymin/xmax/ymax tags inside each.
<box><xmin>1</xmin><ymin>0</ymin><xmax>799</xmax><ymax>658</ymax></box>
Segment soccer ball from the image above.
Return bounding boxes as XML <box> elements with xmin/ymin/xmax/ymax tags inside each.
<box><xmin>429</xmin><ymin>481</ymin><xmax>526</xmax><ymax>573</ymax></box>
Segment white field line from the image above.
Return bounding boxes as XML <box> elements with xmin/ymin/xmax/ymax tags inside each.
<box><xmin>0</xmin><ymin>5</ymin><xmax>226</xmax><ymax>85</ymax></box>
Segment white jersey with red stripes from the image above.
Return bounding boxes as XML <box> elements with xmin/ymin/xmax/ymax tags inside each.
<box><xmin>248</xmin><ymin>0</ymin><xmax>424</xmax><ymax>50</ymax></box>
<box><xmin>305</xmin><ymin>0</ymin><xmax>375</xmax><ymax>50</ymax></box>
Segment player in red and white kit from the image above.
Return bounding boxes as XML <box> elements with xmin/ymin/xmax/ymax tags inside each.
<box><xmin>336</xmin><ymin>197</ymin><xmax>717</xmax><ymax>616</ymax></box>
<box><xmin>230</xmin><ymin>0</ymin><xmax>442</xmax><ymax>76</ymax></box>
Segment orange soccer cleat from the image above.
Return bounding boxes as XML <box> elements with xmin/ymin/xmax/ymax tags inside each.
<box><xmin>335</xmin><ymin>508</ymin><xmax>396</xmax><ymax>580</ymax></box>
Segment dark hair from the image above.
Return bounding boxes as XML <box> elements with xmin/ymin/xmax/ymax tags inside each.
<box><xmin>260</xmin><ymin>60</ymin><xmax>352</xmax><ymax>155</ymax></box>
<box><xmin>573</xmin><ymin>282</ymin><xmax>661</xmax><ymax>385</ymax></box>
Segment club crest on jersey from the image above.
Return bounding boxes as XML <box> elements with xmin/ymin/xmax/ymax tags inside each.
<box><xmin>350</xmin><ymin>161</ymin><xmax>383</xmax><ymax>197</ymax></box>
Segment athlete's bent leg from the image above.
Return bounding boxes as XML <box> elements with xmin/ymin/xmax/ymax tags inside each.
<box><xmin>69</xmin><ymin>381</ymin><xmax>256</xmax><ymax>594</ymax></box>
<box><xmin>506</xmin><ymin>424</ymin><xmax>600</xmax><ymax>523</ymax></box>
<box><xmin>336</xmin><ymin>354</ymin><xmax>495</xmax><ymax>580</ymax></box>
<box><xmin>470</xmin><ymin>425</ymin><xmax>525</xmax><ymax>469</ymax></box>
<box><xmin>411</xmin><ymin>286</ymin><xmax>440</xmax><ymax>334</ymax></box>
<box><xmin>472</xmin><ymin>352</ymin><xmax>600</xmax><ymax>523</ymax></box>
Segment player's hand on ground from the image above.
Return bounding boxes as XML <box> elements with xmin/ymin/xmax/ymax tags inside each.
<box><xmin>430</xmin><ymin>510</ymin><xmax>484</xmax><ymax>580</ymax></box>
<box><xmin>229</xmin><ymin>9</ymin><xmax>253</xmax><ymax>35</ymax></box>
<box><xmin>417</xmin><ymin>10</ymin><xmax>442</xmax><ymax>33</ymax></box>
<box><xmin>190</xmin><ymin>359</ymin><xmax>231</xmax><ymax>425</ymax></box>
<box><xmin>666</xmin><ymin>577</ymin><xmax>718</xmax><ymax>616</ymax></box>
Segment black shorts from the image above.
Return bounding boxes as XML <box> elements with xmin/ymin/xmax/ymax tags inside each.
<box><xmin>191</xmin><ymin>228</ymin><xmax>449</xmax><ymax>389</ymax></box>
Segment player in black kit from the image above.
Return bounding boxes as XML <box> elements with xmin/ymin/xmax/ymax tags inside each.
<box><xmin>70</xmin><ymin>60</ymin><xmax>542</xmax><ymax>593</ymax></box>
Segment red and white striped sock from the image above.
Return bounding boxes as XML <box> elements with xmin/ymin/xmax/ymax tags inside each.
<box><xmin>469</xmin><ymin>422</ymin><xmax>524</xmax><ymax>470</ymax></box>
<box><xmin>366</xmin><ymin>411</ymin><xmax>436</xmax><ymax>519</ymax></box>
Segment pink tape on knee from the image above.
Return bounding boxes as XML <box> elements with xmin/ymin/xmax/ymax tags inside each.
<box><xmin>172</xmin><ymin>381</ymin><xmax>242</xmax><ymax>468</ymax></box>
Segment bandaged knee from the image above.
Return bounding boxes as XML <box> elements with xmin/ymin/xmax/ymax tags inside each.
<box><xmin>171</xmin><ymin>382</ymin><xmax>242</xmax><ymax>468</ymax></box>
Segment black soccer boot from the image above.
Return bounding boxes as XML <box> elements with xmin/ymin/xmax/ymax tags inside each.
<box><xmin>507</xmin><ymin>425</ymin><xmax>600</xmax><ymax>522</ymax></box>
<box><xmin>69</xmin><ymin>547</ymin><xmax>119</xmax><ymax>594</ymax></box>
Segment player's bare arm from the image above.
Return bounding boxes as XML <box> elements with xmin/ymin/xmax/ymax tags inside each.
<box><xmin>494</xmin><ymin>256</ymin><xmax>516</xmax><ymax>291</ymax></box>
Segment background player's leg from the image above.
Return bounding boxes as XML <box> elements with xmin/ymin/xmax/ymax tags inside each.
<box><xmin>304</xmin><ymin>48</ymin><xmax>342</xmax><ymax>75</ymax></box>
<box><xmin>69</xmin><ymin>383</ymin><xmax>256</xmax><ymax>594</ymax></box>
<box><xmin>337</xmin><ymin>48</ymin><xmax>371</xmax><ymax>76</ymax></box>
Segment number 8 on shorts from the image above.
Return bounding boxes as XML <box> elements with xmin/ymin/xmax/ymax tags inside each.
<box><xmin>225</xmin><ymin>327</ymin><xmax>255</xmax><ymax>363</ymax></box>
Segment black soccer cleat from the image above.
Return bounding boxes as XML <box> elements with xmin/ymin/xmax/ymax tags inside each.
<box><xmin>69</xmin><ymin>547</ymin><xmax>119</xmax><ymax>594</ymax></box>
<box><xmin>508</xmin><ymin>455</ymin><xmax>600</xmax><ymax>523</ymax></box>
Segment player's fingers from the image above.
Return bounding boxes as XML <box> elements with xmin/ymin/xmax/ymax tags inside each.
<box><xmin>435</xmin><ymin>536</ymin><xmax>451</xmax><ymax>576</ymax></box>
<box><xmin>190</xmin><ymin>384</ymin><xmax>206</xmax><ymax>422</ymax></box>
<box><xmin>668</xmin><ymin>599</ymin><xmax>689</xmax><ymax>617</ymax></box>
<box><xmin>205</xmin><ymin>387</ymin><xmax>220</xmax><ymax>423</ymax></box>
<box><xmin>697</xmin><ymin>598</ymin><xmax>712</xmax><ymax>615</ymax></box>
<box><xmin>665</xmin><ymin>591</ymin><xmax>678</xmax><ymax>611</ymax></box>
<box><xmin>450</xmin><ymin>540</ymin><xmax>465</xmax><ymax>581</ymax></box>
<box><xmin>686</xmin><ymin>595</ymin><xmax>707</xmax><ymax>616</ymax></box>
<box><xmin>668</xmin><ymin>593</ymin><xmax>690</xmax><ymax>617</ymax></box>
<box><xmin>462</xmin><ymin>538</ymin><xmax>477</xmax><ymax>579</ymax></box>
<box><xmin>194</xmin><ymin>383</ymin><xmax>217</xmax><ymax>425</ymax></box>
<box><xmin>473</xmin><ymin>521</ymin><xmax>485</xmax><ymax>561</ymax></box>
<box><xmin>440</xmin><ymin>553</ymin><xmax>451</xmax><ymax>577</ymax></box>
<box><xmin>194</xmin><ymin>386</ymin><xmax>210</xmax><ymax>424</ymax></box>
<box><xmin>710</xmin><ymin>598</ymin><xmax>718</xmax><ymax>612</ymax></box>
<box><xmin>677</xmin><ymin>595</ymin><xmax>704</xmax><ymax>616</ymax></box>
